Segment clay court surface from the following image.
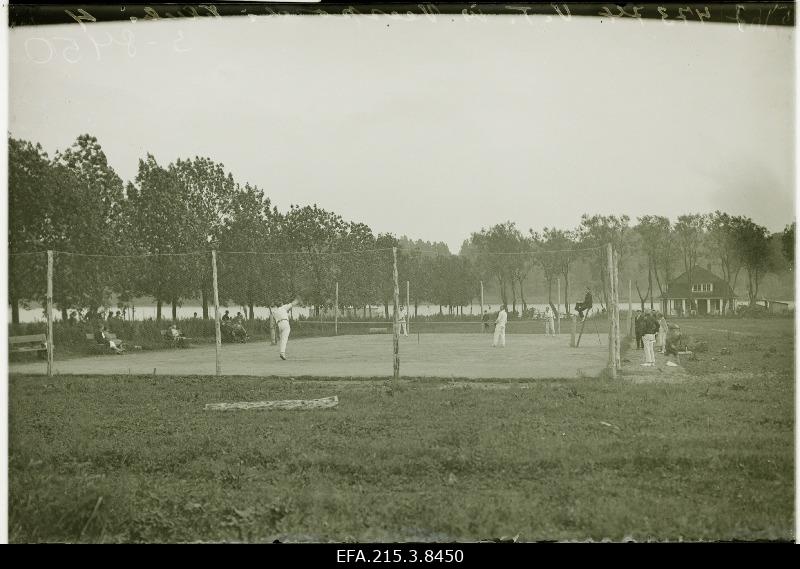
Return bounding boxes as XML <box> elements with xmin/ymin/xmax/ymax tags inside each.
<box><xmin>9</xmin><ymin>333</ymin><xmax>609</xmax><ymax>379</ymax></box>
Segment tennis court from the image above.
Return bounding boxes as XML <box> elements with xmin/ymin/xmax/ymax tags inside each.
<box><xmin>9</xmin><ymin>332</ymin><xmax>609</xmax><ymax>379</ymax></box>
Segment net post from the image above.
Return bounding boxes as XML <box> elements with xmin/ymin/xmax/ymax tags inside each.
<box><xmin>46</xmin><ymin>250</ymin><xmax>54</xmax><ymax>377</ymax></box>
<box><xmin>570</xmin><ymin>314</ymin><xmax>576</xmax><ymax>347</ymax></box>
<box><xmin>628</xmin><ymin>279</ymin><xmax>633</xmax><ymax>339</ymax></box>
<box><xmin>392</xmin><ymin>247</ymin><xmax>400</xmax><ymax>380</ymax></box>
<box><xmin>212</xmin><ymin>250</ymin><xmax>222</xmax><ymax>376</ymax></box>
<box><xmin>480</xmin><ymin>280</ymin><xmax>484</xmax><ymax>333</ymax></box>
<box><xmin>334</xmin><ymin>282</ymin><xmax>339</xmax><ymax>336</ymax></box>
<box><xmin>613</xmin><ymin>247</ymin><xmax>621</xmax><ymax>371</ymax></box>
<box><xmin>557</xmin><ymin>277</ymin><xmax>562</xmax><ymax>335</ymax></box>
<box><xmin>606</xmin><ymin>243</ymin><xmax>616</xmax><ymax>379</ymax></box>
<box><xmin>406</xmin><ymin>280</ymin><xmax>410</xmax><ymax>334</ymax></box>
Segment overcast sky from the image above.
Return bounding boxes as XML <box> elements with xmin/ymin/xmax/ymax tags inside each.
<box><xmin>8</xmin><ymin>14</ymin><xmax>795</xmax><ymax>253</ymax></box>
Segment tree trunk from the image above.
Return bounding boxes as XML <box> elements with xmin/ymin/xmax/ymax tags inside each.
<box><xmin>61</xmin><ymin>307</ymin><xmax>68</xmax><ymax>322</ymax></box>
<box><xmin>414</xmin><ymin>301</ymin><xmax>418</xmax><ymax>318</ymax></box>
<box><xmin>156</xmin><ymin>299</ymin><xmax>162</xmax><ymax>322</ymax></box>
<box><xmin>384</xmin><ymin>301</ymin><xmax>389</xmax><ymax>320</ymax></box>
<box><xmin>10</xmin><ymin>295</ymin><xmax>19</xmax><ymax>324</ymax></box>
<box><xmin>510</xmin><ymin>278</ymin><xmax>517</xmax><ymax>314</ymax></box>
<box><xmin>249</xmin><ymin>303</ymin><xmax>254</xmax><ymax>320</ymax></box>
<box><xmin>202</xmin><ymin>289</ymin><xmax>209</xmax><ymax>320</ymax></box>
<box><xmin>518</xmin><ymin>276</ymin><xmax>527</xmax><ymax>311</ymax></box>
<box><xmin>563</xmin><ymin>272</ymin><xmax>570</xmax><ymax>315</ymax></box>
<box><xmin>648</xmin><ymin>262</ymin><xmax>654</xmax><ymax>310</ymax></box>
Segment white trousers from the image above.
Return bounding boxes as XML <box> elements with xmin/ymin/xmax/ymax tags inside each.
<box><xmin>278</xmin><ymin>320</ymin><xmax>291</xmax><ymax>354</ymax></box>
<box><xmin>545</xmin><ymin>320</ymin><xmax>555</xmax><ymax>336</ymax></box>
<box><xmin>493</xmin><ymin>325</ymin><xmax>506</xmax><ymax>347</ymax></box>
<box><xmin>399</xmin><ymin>320</ymin><xmax>408</xmax><ymax>336</ymax></box>
<box><xmin>643</xmin><ymin>333</ymin><xmax>656</xmax><ymax>364</ymax></box>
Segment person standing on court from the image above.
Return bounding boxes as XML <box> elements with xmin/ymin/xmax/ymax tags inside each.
<box><xmin>493</xmin><ymin>304</ymin><xmax>508</xmax><ymax>347</ymax></box>
<box><xmin>641</xmin><ymin>310</ymin><xmax>659</xmax><ymax>367</ymax></box>
<box><xmin>543</xmin><ymin>305</ymin><xmax>555</xmax><ymax>337</ymax></box>
<box><xmin>271</xmin><ymin>298</ymin><xmax>300</xmax><ymax>360</ymax></box>
<box><xmin>657</xmin><ymin>312</ymin><xmax>669</xmax><ymax>354</ymax></box>
<box><xmin>399</xmin><ymin>305</ymin><xmax>409</xmax><ymax>337</ymax></box>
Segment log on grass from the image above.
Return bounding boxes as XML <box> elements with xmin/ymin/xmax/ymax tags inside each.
<box><xmin>205</xmin><ymin>395</ymin><xmax>338</xmax><ymax>411</ymax></box>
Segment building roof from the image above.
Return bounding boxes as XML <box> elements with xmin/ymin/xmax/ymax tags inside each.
<box><xmin>661</xmin><ymin>266</ymin><xmax>735</xmax><ymax>299</ymax></box>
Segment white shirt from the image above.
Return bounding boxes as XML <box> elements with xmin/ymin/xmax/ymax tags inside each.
<box><xmin>272</xmin><ymin>303</ymin><xmax>293</xmax><ymax>322</ymax></box>
<box><xmin>495</xmin><ymin>309</ymin><xmax>507</xmax><ymax>326</ymax></box>
<box><xmin>399</xmin><ymin>307</ymin><xmax>407</xmax><ymax>320</ymax></box>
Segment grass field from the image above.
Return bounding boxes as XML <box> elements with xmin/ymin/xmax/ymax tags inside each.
<box><xmin>8</xmin><ymin>317</ymin><xmax>795</xmax><ymax>542</ymax></box>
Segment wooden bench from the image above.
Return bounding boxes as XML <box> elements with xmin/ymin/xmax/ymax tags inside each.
<box><xmin>9</xmin><ymin>334</ymin><xmax>48</xmax><ymax>358</ymax></box>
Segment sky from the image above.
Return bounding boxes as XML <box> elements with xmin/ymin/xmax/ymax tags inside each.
<box><xmin>8</xmin><ymin>13</ymin><xmax>795</xmax><ymax>253</ymax></box>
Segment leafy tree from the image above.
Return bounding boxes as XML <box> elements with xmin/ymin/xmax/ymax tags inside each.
<box><xmin>124</xmin><ymin>155</ymin><xmax>198</xmax><ymax>321</ymax></box>
<box><xmin>674</xmin><ymin>214</ymin><xmax>707</xmax><ymax>313</ymax></box>
<box><xmin>706</xmin><ymin>212</ymin><xmax>745</xmax><ymax>313</ymax></box>
<box><xmin>635</xmin><ymin>215</ymin><xmax>674</xmax><ymax>309</ymax></box>
<box><xmin>218</xmin><ymin>184</ymin><xmax>277</xmax><ymax>319</ymax></box>
<box><xmin>172</xmin><ymin>157</ymin><xmax>237</xmax><ymax>318</ymax></box>
<box><xmin>578</xmin><ymin>214</ymin><xmax>630</xmax><ymax>308</ymax></box>
<box><xmin>469</xmin><ymin>222</ymin><xmax>523</xmax><ymax>308</ymax></box>
<box><xmin>534</xmin><ymin>227</ymin><xmax>577</xmax><ymax>314</ymax></box>
<box><xmin>782</xmin><ymin>222</ymin><xmax>795</xmax><ymax>271</ymax></box>
<box><xmin>733</xmin><ymin>219</ymin><xmax>773</xmax><ymax>306</ymax></box>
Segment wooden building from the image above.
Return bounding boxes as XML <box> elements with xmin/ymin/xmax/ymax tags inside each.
<box><xmin>660</xmin><ymin>266</ymin><xmax>735</xmax><ymax>316</ymax></box>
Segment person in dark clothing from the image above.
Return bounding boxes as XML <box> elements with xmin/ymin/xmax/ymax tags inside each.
<box><xmin>575</xmin><ymin>287</ymin><xmax>593</xmax><ymax>321</ymax></box>
<box><xmin>634</xmin><ymin>310</ymin><xmax>644</xmax><ymax>349</ymax></box>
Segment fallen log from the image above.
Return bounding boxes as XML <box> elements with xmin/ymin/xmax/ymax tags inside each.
<box><xmin>205</xmin><ymin>395</ymin><xmax>338</xmax><ymax>411</ymax></box>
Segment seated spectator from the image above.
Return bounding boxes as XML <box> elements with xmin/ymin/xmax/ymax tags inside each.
<box><xmin>95</xmin><ymin>325</ymin><xmax>124</xmax><ymax>354</ymax></box>
<box><xmin>575</xmin><ymin>287</ymin><xmax>593</xmax><ymax>321</ymax></box>
<box><xmin>167</xmin><ymin>324</ymin><xmax>187</xmax><ymax>345</ymax></box>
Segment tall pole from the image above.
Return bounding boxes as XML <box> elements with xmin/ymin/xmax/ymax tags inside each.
<box><xmin>46</xmin><ymin>250</ymin><xmax>53</xmax><ymax>377</ymax></box>
<box><xmin>211</xmin><ymin>250</ymin><xmax>222</xmax><ymax>376</ymax></box>
<box><xmin>606</xmin><ymin>243</ymin><xmax>616</xmax><ymax>379</ymax></box>
<box><xmin>557</xmin><ymin>277</ymin><xmax>561</xmax><ymax>335</ymax></box>
<box><xmin>392</xmin><ymin>247</ymin><xmax>400</xmax><ymax>380</ymax></box>
<box><xmin>614</xmin><ymin>248</ymin><xmax>621</xmax><ymax>371</ymax></box>
<box><xmin>334</xmin><ymin>281</ymin><xmax>339</xmax><ymax>336</ymax></box>
<box><xmin>628</xmin><ymin>279</ymin><xmax>633</xmax><ymax>338</ymax></box>
<box><xmin>406</xmin><ymin>280</ymin><xmax>410</xmax><ymax>334</ymax></box>
<box><xmin>480</xmin><ymin>280</ymin><xmax>484</xmax><ymax>332</ymax></box>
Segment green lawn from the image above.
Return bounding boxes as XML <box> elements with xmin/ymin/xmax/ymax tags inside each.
<box><xmin>9</xmin><ymin>321</ymin><xmax>794</xmax><ymax>543</ymax></box>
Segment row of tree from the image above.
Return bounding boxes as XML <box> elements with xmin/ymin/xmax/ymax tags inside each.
<box><xmin>460</xmin><ymin>213</ymin><xmax>793</xmax><ymax>316</ymax></box>
<box><xmin>8</xmin><ymin>134</ymin><xmax>794</xmax><ymax>323</ymax></box>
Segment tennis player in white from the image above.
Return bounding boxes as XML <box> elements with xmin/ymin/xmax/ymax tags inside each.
<box><xmin>271</xmin><ymin>298</ymin><xmax>300</xmax><ymax>360</ymax></box>
<box><xmin>493</xmin><ymin>304</ymin><xmax>508</xmax><ymax>347</ymax></box>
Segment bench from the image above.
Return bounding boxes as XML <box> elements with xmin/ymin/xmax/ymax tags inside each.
<box><xmin>9</xmin><ymin>334</ymin><xmax>48</xmax><ymax>359</ymax></box>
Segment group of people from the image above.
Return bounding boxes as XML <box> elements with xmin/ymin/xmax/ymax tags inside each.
<box><xmin>221</xmin><ymin>310</ymin><xmax>248</xmax><ymax>342</ymax></box>
<box><xmin>634</xmin><ymin>309</ymin><xmax>669</xmax><ymax>367</ymax></box>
